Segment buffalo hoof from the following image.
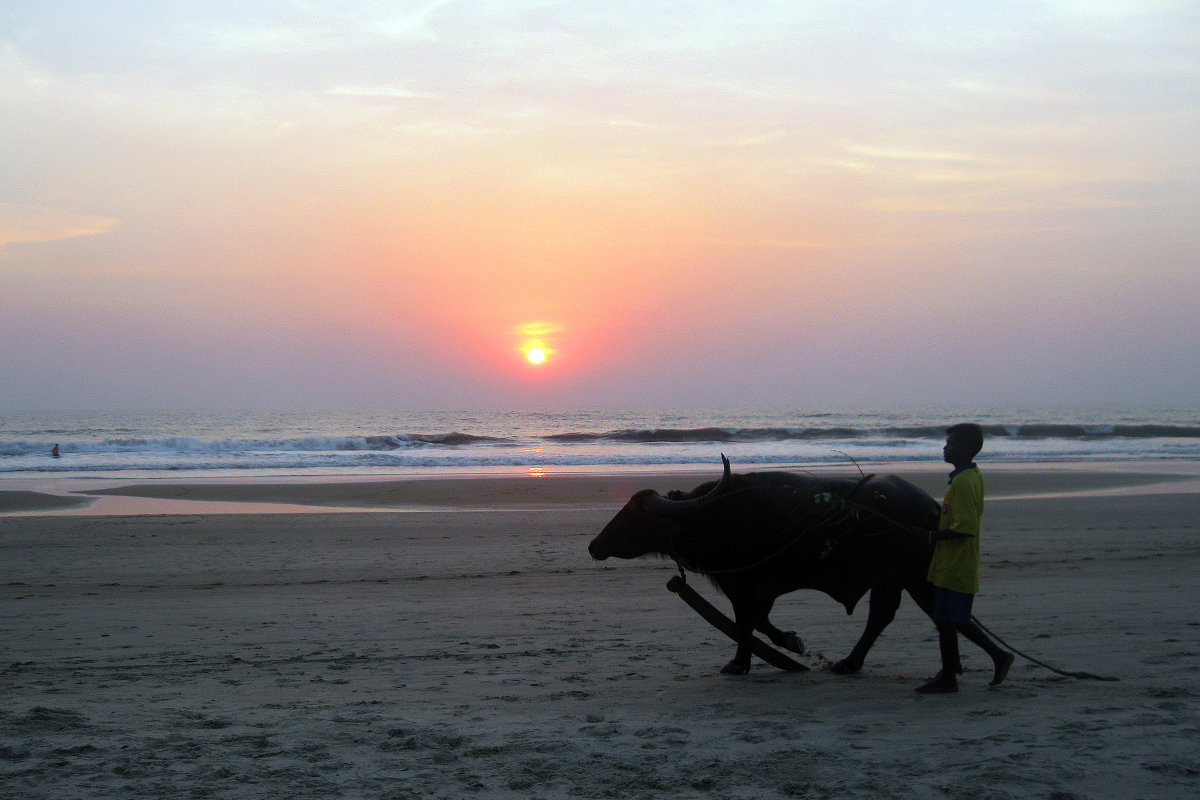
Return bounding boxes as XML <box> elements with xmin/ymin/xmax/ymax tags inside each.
<box><xmin>831</xmin><ymin>658</ymin><xmax>862</xmax><ymax>675</ymax></box>
<box><xmin>720</xmin><ymin>661</ymin><xmax>749</xmax><ymax>675</ymax></box>
<box><xmin>782</xmin><ymin>632</ymin><xmax>805</xmax><ymax>655</ymax></box>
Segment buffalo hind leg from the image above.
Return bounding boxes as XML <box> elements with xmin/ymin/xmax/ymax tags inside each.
<box><xmin>833</xmin><ymin>583</ymin><xmax>902</xmax><ymax>675</ymax></box>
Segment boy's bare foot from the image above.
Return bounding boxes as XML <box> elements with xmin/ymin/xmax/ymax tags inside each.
<box><xmin>990</xmin><ymin>652</ymin><xmax>1015</xmax><ymax>686</ymax></box>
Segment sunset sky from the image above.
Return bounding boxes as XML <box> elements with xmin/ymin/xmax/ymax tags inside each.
<box><xmin>2</xmin><ymin>1</ymin><xmax>1198</xmax><ymax>410</ymax></box>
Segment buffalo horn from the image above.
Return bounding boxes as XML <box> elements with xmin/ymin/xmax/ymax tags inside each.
<box><xmin>643</xmin><ymin>454</ymin><xmax>732</xmax><ymax>516</ymax></box>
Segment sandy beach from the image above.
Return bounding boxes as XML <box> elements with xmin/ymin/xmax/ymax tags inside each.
<box><xmin>2</xmin><ymin>462</ymin><xmax>1198</xmax><ymax>799</ymax></box>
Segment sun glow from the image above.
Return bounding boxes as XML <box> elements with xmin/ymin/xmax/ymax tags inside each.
<box><xmin>514</xmin><ymin>321</ymin><xmax>561</xmax><ymax>369</ymax></box>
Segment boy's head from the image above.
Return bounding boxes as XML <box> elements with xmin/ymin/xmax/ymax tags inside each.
<box><xmin>944</xmin><ymin>422</ymin><xmax>984</xmax><ymax>465</ymax></box>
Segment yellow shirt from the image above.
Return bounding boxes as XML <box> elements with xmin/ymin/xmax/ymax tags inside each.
<box><xmin>927</xmin><ymin>465</ymin><xmax>983</xmax><ymax>594</ymax></box>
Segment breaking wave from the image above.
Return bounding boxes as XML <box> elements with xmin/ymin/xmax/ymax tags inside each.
<box><xmin>547</xmin><ymin>424</ymin><xmax>1200</xmax><ymax>445</ymax></box>
<box><xmin>3</xmin><ymin>411</ymin><xmax>1198</xmax><ymax>475</ymax></box>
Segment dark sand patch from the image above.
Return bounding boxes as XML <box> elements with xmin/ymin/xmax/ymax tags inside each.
<box><xmin>0</xmin><ymin>491</ymin><xmax>94</xmax><ymax>513</ymax></box>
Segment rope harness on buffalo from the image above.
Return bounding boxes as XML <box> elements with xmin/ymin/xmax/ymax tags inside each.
<box><xmin>663</xmin><ymin>474</ymin><xmax>1120</xmax><ymax>683</ymax></box>
<box><xmin>665</xmin><ymin>473</ymin><xmax>881</xmax><ymax>579</ymax></box>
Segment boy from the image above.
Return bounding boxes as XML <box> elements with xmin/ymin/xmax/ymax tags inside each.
<box><xmin>917</xmin><ymin>423</ymin><xmax>1015</xmax><ymax>694</ymax></box>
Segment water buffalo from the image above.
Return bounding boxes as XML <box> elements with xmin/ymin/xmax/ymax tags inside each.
<box><xmin>589</xmin><ymin>456</ymin><xmax>991</xmax><ymax>676</ymax></box>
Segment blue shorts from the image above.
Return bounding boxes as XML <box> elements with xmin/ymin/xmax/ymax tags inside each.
<box><xmin>932</xmin><ymin>587</ymin><xmax>975</xmax><ymax>625</ymax></box>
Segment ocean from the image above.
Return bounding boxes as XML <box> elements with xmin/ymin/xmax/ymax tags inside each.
<box><xmin>2</xmin><ymin>407</ymin><xmax>1198</xmax><ymax>478</ymax></box>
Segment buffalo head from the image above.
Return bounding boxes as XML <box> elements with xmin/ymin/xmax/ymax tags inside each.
<box><xmin>588</xmin><ymin>455</ymin><xmax>732</xmax><ymax>560</ymax></box>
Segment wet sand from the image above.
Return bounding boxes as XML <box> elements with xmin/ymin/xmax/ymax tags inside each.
<box><xmin>2</xmin><ymin>463</ymin><xmax>1198</xmax><ymax>798</ymax></box>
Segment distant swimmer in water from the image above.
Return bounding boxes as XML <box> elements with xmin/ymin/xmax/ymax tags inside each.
<box><xmin>51</xmin><ymin>444</ymin><xmax>60</xmax><ymax>458</ymax></box>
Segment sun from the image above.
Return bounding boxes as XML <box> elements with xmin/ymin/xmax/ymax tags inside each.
<box><xmin>514</xmin><ymin>321</ymin><xmax>559</xmax><ymax>368</ymax></box>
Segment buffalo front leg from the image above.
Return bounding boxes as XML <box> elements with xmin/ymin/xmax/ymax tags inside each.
<box><xmin>832</xmin><ymin>583</ymin><xmax>902</xmax><ymax>675</ymax></box>
<box><xmin>720</xmin><ymin>596</ymin><xmax>762</xmax><ymax>675</ymax></box>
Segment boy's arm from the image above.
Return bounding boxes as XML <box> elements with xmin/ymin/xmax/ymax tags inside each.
<box><xmin>934</xmin><ymin>475</ymin><xmax>982</xmax><ymax>542</ymax></box>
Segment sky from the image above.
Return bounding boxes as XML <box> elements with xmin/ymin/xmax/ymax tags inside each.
<box><xmin>2</xmin><ymin>1</ymin><xmax>1198</xmax><ymax>411</ymax></box>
